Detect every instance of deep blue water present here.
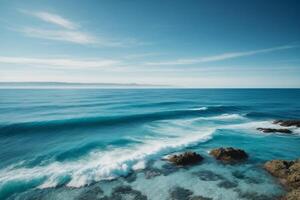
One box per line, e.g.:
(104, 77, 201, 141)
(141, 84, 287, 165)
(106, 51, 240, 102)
(0, 89, 299, 200)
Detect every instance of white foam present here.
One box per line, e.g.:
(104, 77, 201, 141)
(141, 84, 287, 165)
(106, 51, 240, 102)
(188, 107, 207, 111)
(132, 161, 146, 170)
(225, 120, 277, 129)
(223, 120, 300, 135)
(0, 120, 215, 189)
(204, 114, 245, 120)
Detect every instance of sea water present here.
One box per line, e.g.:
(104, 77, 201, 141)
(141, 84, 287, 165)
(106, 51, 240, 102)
(0, 89, 299, 200)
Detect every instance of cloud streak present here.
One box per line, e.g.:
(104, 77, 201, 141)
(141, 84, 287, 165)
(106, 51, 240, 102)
(21, 27, 97, 45)
(32, 11, 77, 29)
(0, 56, 120, 69)
(18, 10, 143, 47)
(146, 45, 298, 65)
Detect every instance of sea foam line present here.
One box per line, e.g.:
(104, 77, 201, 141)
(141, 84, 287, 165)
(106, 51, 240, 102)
(0, 125, 215, 189)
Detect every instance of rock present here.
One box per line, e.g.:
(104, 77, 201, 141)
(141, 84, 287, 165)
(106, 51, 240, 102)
(281, 189, 300, 200)
(257, 128, 292, 134)
(124, 172, 137, 183)
(286, 171, 300, 189)
(217, 180, 238, 189)
(264, 159, 300, 200)
(264, 160, 294, 179)
(232, 171, 263, 184)
(209, 147, 248, 163)
(235, 189, 277, 200)
(193, 170, 224, 181)
(167, 152, 203, 166)
(77, 185, 104, 200)
(170, 187, 193, 200)
(144, 168, 161, 179)
(160, 163, 179, 175)
(273, 120, 300, 128)
(100, 185, 148, 200)
(169, 187, 211, 200)
(190, 196, 212, 200)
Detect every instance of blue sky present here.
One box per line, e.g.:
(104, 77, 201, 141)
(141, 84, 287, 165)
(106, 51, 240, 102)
(0, 0, 300, 87)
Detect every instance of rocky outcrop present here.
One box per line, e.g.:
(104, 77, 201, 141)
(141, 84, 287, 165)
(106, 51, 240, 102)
(264, 159, 300, 200)
(257, 128, 292, 134)
(273, 120, 300, 128)
(264, 159, 300, 189)
(167, 152, 203, 166)
(209, 147, 248, 163)
(281, 189, 300, 200)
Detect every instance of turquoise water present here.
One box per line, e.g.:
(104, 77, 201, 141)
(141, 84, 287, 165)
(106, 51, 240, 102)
(0, 89, 299, 200)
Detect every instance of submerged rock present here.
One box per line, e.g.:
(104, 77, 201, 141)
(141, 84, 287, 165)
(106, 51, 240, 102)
(167, 152, 203, 166)
(190, 196, 212, 200)
(161, 163, 179, 175)
(209, 147, 248, 163)
(123, 172, 137, 183)
(273, 120, 300, 127)
(77, 185, 103, 200)
(232, 170, 263, 184)
(264, 159, 300, 200)
(169, 187, 211, 200)
(257, 128, 292, 134)
(235, 189, 277, 200)
(170, 187, 193, 200)
(217, 180, 238, 189)
(100, 185, 147, 200)
(144, 168, 162, 179)
(193, 170, 224, 181)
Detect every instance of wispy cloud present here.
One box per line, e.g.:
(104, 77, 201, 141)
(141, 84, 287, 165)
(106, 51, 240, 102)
(18, 10, 144, 47)
(21, 27, 97, 45)
(0, 56, 120, 69)
(31, 11, 77, 29)
(146, 45, 298, 65)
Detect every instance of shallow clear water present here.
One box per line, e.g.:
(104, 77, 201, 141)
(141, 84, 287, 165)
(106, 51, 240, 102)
(0, 89, 299, 200)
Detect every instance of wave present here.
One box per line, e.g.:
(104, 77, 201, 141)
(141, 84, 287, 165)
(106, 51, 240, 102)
(245, 112, 286, 119)
(201, 113, 245, 121)
(223, 120, 300, 135)
(0, 125, 215, 192)
(0, 106, 241, 136)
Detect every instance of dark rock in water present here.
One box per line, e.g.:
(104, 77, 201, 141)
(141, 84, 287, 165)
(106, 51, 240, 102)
(100, 185, 147, 200)
(167, 152, 203, 166)
(124, 172, 137, 183)
(161, 163, 179, 175)
(217, 180, 238, 189)
(273, 120, 300, 127)
(144, 168, 162, 179)
(169, 187, 212, 200)
(264, 159, 300, 200)
(209, 147, 248, 163)
(143, 164, 177, 179)
(281, 189, 300, 200)
(77, 185, 104, 200)
(193, 170, 224, 181)
(190, 196, 212, 200)
(170, 187, 193, 200)
(232, 171, 263, 184)
(235, 189, 276, 200)
(257, 128, 292, 134)
(232, 170, 246, 179)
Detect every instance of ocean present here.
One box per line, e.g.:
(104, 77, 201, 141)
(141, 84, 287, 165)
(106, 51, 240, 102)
(0, 89, 299, 200)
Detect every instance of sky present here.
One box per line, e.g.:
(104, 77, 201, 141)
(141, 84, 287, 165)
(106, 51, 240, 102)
(0, 0, 300, 88)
